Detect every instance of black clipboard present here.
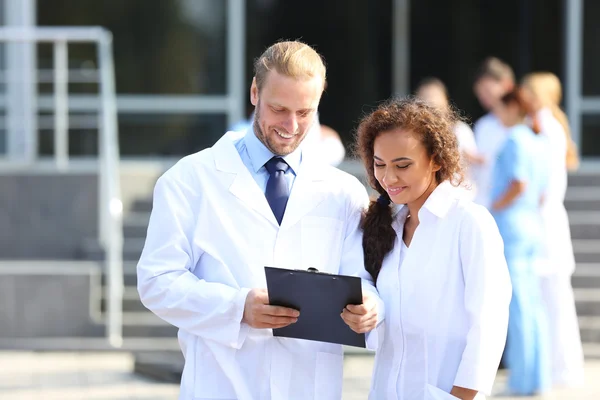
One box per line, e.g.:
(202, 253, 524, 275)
(265, 266, 366, 348)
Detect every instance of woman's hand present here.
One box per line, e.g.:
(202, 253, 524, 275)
(341, 293, 378, 333)
(450, 385, 478, 400)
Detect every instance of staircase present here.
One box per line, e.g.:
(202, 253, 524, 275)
(80, 193, 178, 351)
(76, 167, 600, 355)
(566, 171, 600, 358)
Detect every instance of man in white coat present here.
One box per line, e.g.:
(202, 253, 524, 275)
(471, 57, 515, 209)
(137, 40, 382, 400)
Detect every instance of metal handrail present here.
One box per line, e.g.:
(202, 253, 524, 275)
(0, 27, 123, 348)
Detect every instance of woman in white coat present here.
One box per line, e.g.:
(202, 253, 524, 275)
(521, 72, 585, 387)
(356, 98, 512, 400)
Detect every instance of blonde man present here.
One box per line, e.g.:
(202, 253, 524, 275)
(137, 41, 382, 400)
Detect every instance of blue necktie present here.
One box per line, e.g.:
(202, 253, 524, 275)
(265, 157, 290, 225)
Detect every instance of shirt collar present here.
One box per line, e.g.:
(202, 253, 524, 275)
(244, 127, 302, 174)
(392, 181, 457, 223)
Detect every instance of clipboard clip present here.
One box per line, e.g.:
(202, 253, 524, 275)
(298, 267, 333, 276)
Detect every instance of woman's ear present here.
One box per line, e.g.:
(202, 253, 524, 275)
(431, 156, 442, 172)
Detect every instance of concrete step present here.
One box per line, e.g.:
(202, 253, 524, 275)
(573, 240, 600, 263)
(568, 172, 600, 187)
(100, 286, 147, 313)
(572, 264, 600, 288)
(82, 238, 145, 262)
(0, 337, 179, 352)
(578, 316, 600, 342)
(131, 198, 154, 213)
(570, 212, 600, 240)
(99, 261, 138, 287)
(565, 188, 600, 211)
(99, 311, 178, 338)
(574, 288, 600, 316)
(583, 342, 600, 359)
(123, 211, 150, 238)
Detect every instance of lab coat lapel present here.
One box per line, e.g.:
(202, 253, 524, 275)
(279, 157, 328, 230)
(212, 133, 279, 226)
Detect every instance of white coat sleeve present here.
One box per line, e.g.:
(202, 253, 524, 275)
(137, 167, 250, 349)
(453, 205, 512, 395)
(338, 178, 385, 350)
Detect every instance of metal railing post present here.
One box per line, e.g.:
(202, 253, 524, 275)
(97, 31, 123, 349)
(53, 40, 69, 170)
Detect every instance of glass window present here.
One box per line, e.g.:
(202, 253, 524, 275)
(38, 112, 227, 157)
(37, 0, 228, 95)
(582, 114, 600, 157)
(37, 111, 99, 156)
(37, 43, 100, 95)
(583, 0, 600, 96)
(117, 113, 226, 156)
(245, 0, 392, 149)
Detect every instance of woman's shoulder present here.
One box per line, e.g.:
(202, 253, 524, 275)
(451, 197, 497, 231)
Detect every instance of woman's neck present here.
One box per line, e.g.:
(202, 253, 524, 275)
(405, 180, 439, 224)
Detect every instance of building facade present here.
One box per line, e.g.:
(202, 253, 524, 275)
(0, 0, 597, 163)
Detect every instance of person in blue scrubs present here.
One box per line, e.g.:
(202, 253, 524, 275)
(491, 88, 551, 396)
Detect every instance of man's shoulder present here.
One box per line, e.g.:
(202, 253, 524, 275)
(160, 148, 215, 183)
(473, 113, 497, 131)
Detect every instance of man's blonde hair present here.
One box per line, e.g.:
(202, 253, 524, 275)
(254, 40, 326, 91)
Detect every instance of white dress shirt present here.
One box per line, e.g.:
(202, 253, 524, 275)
(369, 182, 512, 400)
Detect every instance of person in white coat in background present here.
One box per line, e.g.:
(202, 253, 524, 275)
(415, 77, 484, 200)
(521, 72, 585, 388)
(355, 98, 512, 400)
(137, 40, 382, 400)
(471, 57, 515, 209)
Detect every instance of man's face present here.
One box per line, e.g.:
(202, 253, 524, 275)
(251, 70, 323, 156)
(474, 77, 506, 112)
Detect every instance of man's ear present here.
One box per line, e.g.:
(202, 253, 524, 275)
(250, 77, 259, 106)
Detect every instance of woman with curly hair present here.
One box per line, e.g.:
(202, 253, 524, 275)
(355, 97, 512, 400)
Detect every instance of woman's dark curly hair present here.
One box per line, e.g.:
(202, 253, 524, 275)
(354, 97, 464, 282)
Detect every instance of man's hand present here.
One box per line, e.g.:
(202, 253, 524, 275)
(340, 293, 378, 334)
(242, 288, 299, 329)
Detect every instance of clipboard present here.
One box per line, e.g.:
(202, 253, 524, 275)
(265, 266, 366, 348)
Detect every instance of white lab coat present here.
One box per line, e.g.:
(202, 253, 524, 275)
(536, 108, 575, 276)
(453, 121, 478, 201)
(137, 131, 382, 400)
(369, 182, 512, 400)
(536, 108, 585, 386)
(472, 113, 507, 209)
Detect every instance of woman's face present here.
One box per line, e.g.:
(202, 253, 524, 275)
(373, 128, 440, 205)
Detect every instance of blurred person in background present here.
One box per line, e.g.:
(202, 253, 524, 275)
(357, 98, 511, 400)
(415, 77, 484, 200)
(490, 88, 551, 396)
(472, 57, 515, 209)
(521, 72, 585, 388)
